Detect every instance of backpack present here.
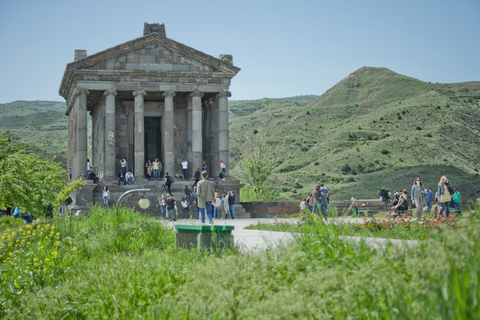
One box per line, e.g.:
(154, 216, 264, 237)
(168, 175, 174, 184)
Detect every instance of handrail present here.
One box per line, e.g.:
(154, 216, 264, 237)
(116, 188, 151, 207)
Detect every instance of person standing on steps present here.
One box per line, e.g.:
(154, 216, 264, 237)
(120, 157, 127, 174)
(220, 160, 226, 180)
(197, 171, 215, 224)
(182, 159, 189, 181)
(152, 158, 159, 181)
(411, 177, 425, 220)
(228, 191, 236, 219)
(193, 168, 201, 187)
(202, 160, 207, 174)
(164, 172, 173, 194)
(146, 160, 153, 181)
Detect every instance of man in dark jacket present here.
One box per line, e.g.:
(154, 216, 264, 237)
(166, 194, 176, 221)
(164, 172, 172, 194)
(228, 191, 236, 219)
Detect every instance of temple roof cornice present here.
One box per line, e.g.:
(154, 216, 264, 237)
(59, 33, 240, 100)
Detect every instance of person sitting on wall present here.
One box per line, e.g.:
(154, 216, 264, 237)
(125, 170, 134, 185)
(87, 170, 99, 183)
(118, 171, 126, 185)
(392, 194, 408, 215)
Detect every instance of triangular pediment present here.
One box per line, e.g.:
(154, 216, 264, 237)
(66, 33, 240, 75)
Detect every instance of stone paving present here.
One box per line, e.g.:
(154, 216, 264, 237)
(161, 217, 419, 253)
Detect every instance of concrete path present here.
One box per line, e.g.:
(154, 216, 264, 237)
(160, 217, 419, 253)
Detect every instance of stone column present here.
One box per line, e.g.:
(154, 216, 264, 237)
(104, 89, 117, 178)
(186, 101, 193, 177)
(162, 91, 175, 177)
(76, 88, 89, 178)
(133, 90, 146, 177)
(218, 92, 230, 177)
(212, 98, 220, 177)
(191, 91, 204, 173)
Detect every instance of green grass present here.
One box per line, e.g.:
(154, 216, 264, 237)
(2, 206, 480, 318)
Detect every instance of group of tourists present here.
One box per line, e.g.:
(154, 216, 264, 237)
(391, 175, 461, 219)
(300, 184, 330, 222)
(157, 170, 236, 223)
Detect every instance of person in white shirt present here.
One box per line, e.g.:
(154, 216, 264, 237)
(181, 197, 189, 219)
(125, 170, 134, 185)
(213, 192, 221, 219)
(181, 159, 188, 180)
(103, 186, 110, 208)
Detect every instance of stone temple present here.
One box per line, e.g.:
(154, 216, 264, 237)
(59, 23, 245, 213)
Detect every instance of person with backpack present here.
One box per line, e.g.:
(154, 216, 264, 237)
(164, 172, 173, 194)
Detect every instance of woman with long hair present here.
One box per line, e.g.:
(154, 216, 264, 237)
(411, 177, 425, 220)
(437, 176, 452, 217)
(103, 186, 110, 208)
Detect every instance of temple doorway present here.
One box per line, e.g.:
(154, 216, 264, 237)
(144, 117, 162, 169)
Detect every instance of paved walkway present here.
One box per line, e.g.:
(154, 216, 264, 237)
(160, 217, 419, 253)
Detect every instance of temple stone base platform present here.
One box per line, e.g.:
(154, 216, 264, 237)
(72, 178, 249, 217)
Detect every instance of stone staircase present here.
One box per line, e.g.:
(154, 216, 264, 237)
(92, 178, 250, 218)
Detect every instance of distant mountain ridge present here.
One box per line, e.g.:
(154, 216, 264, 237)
(1, 67, 480, 202)
(228, 67, 480, 203)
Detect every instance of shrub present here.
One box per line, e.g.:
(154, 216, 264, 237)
(380, 149, 390, 155)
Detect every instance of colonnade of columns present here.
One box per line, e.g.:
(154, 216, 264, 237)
(69, 88, 230, 181)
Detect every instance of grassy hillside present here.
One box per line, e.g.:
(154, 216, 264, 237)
(229, 67, 480, 204)
(0, 101, 68, 163)
(2, 68, 480, 204)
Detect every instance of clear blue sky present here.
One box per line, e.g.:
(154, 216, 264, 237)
(0, 0, 479, 103)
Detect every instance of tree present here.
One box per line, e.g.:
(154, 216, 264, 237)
(240, 132, 280, 201)
(0, 130, 82, 216)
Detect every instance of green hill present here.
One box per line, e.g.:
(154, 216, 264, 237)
(229, 67, 480, 204)
(1, 68, 480, 204)
(0, 101, 68, 163)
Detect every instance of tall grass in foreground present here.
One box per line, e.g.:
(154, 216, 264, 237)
(1, 206, 480, 318)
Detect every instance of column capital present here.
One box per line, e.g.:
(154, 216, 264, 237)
(133, 90, 147, 97)
(74, 88, 90, 98)
(217, 91, 231, 99)
(162, 90, 176, 98)
(190, 90, 204, 98)
(104, 89, 118, 96)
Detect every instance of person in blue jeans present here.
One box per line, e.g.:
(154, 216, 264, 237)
(228, 191, 236, 219)
(438, 176, 451, 217)
(159, 195, 166, 218)
(452, 188, 462, 211)
(424, 186, 433, 210)
(197, 171, 214, 223)
(213, 192, 221, 219)
(125, 170, 134, 185)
